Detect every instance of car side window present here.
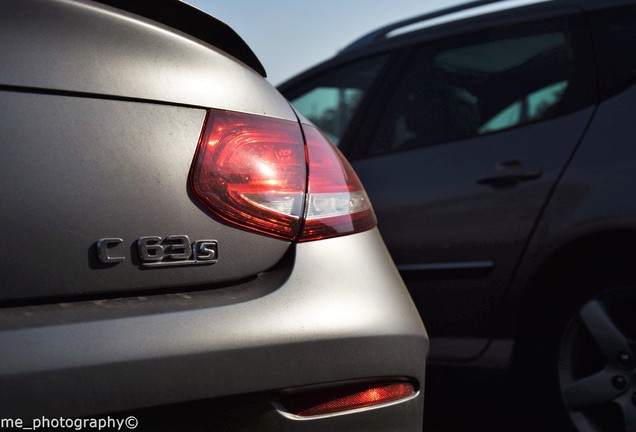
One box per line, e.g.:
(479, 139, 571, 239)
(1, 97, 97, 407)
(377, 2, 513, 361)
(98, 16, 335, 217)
(589, 4, 636, 99)
(480, 81, 569, 133)
(369, 16, 585, 156)
(286, 55, 387, 146)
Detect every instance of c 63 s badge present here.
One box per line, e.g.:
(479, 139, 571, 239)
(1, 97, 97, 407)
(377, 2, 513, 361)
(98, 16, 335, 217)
(97, 236, 218, 267)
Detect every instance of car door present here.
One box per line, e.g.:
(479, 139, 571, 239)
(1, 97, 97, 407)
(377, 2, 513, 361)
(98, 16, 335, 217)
(348, 10, 597, 361)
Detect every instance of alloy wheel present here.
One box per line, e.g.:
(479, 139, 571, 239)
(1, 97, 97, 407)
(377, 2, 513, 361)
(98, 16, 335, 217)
(559, 288, 636, 432)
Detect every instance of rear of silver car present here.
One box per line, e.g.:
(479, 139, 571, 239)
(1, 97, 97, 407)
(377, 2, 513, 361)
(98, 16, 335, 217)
(0, 0, 427, 430)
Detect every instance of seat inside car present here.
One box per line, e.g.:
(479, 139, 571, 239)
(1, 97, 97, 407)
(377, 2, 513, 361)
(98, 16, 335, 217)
(399, 81, 480, 150)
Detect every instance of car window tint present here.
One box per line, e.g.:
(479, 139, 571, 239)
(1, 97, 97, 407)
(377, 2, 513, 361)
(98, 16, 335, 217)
(481, 80, 568, 133)
(369, 17, 581, 155)
(590, 5, 636, 99)
(287, 55, 387, 146)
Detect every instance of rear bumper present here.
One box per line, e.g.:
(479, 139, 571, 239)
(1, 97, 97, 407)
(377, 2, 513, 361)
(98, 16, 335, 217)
(0, 228, 428, 430)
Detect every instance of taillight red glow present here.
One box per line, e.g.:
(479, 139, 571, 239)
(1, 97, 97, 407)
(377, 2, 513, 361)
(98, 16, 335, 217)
(299, 125, 376, 242)
(281, 382, 416, 417)
(190, 109, 376, 241)
(190, 110, 306, 240)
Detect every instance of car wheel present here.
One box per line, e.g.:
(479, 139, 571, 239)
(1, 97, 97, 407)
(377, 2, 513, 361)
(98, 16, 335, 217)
(517, 285, 636, 432)
(558, 287, 636, 432)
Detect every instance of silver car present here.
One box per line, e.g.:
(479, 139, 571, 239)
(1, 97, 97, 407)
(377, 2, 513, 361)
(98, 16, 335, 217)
(0, 0, 427, 430)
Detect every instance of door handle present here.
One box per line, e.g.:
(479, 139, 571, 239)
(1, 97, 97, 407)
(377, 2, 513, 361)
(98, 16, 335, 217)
(477, 160, 542, 189)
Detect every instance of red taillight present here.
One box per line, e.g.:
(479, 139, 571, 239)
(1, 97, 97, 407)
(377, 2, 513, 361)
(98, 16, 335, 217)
(299, 125, 376, 242)
(190, 110, 306, 240)
(280, 382, 416, 417)
(190, 109, 376, 241)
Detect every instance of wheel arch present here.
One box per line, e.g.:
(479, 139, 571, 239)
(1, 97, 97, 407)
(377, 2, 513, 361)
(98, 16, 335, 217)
(512, 229, 636, 344)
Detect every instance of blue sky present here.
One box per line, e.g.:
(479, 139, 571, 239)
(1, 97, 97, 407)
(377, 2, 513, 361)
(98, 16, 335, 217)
(187, 1, 468, 85)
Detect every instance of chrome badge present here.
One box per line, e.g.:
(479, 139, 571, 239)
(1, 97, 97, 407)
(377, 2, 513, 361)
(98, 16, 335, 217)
(96, 236, 218, 267)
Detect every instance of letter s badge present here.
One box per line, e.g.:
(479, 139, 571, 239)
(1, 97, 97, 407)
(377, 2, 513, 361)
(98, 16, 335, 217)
(194, 240, 218, 262)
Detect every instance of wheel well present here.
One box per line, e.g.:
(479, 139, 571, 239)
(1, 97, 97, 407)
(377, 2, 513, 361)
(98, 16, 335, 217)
(515, 230, 636, 338)
(510, 231, 636, 431)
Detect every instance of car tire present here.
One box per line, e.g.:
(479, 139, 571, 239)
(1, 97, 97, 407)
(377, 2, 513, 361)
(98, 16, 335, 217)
(515, 281, 636, 432)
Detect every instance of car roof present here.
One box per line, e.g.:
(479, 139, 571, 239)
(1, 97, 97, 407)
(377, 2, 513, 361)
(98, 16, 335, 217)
(279, 0, 560, 91)
(278, 0, 631, 91)
(340, 0, 557, 55)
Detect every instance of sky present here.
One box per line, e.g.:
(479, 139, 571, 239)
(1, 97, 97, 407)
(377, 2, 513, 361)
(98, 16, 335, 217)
(187, 1, 468, 85)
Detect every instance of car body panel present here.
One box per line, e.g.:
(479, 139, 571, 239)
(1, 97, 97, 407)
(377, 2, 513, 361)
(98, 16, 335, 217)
(508, 84, 636, 310)
(0, 229, 427, 421)
(352, 108, 594, 359)
(0, 91, 291, 301)
(95, 0, 267, 76)
(0, 0, 293, 120)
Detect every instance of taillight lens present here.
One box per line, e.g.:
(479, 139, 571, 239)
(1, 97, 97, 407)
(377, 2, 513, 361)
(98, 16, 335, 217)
(300, 126, 376, 242)
(190, 110, 306, 240)
(190, 109, 376, 241)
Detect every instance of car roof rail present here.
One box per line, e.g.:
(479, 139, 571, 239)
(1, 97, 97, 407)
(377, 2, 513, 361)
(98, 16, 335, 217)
(340, 0, 507, 54)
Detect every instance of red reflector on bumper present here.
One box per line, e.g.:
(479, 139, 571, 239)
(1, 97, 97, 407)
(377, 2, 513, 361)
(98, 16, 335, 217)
(281, 382, 416, 417)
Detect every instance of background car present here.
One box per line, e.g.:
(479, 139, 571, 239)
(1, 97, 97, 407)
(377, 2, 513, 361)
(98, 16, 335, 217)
(280, 0, 636, 430)
(0, 0, 428, 430)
